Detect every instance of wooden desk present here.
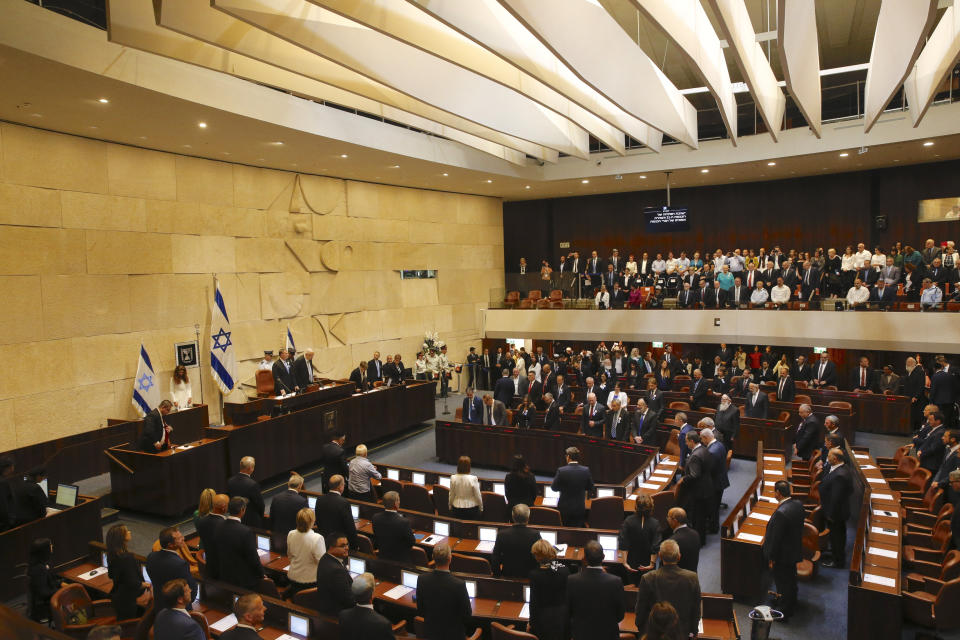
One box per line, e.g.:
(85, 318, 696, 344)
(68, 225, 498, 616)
(434, 420, 655, 485)
(0, 494, 103, 602)
(223, 382, 355, 425)
(803, 388, 910, 435)
(659, 408, 793, 459)
(106, 437, 229, 517)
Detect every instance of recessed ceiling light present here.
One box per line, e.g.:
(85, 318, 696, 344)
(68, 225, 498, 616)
(639, 175, 647, 179)
(441, 172, 448, 177)
(485, 179, 493, 183)
(923, 141, 934, 147)
(389, 165, 400, 169)
(525, 185, 531, 189)
(767, 161, 776, 166)
(98, 98, 109, 104)
(339, 154, 348, 158)
(700, 168, 709, 173)
(270, 141, 284, 146)
(581, 179, 589, 184)
(839, 152, 849, 157)
(198, 122, 207, 128)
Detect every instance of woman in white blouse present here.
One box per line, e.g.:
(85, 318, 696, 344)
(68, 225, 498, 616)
(285, 508, 325, 599)
(606, 382, 628, 409)
(449, 456, 483, 519)
(170, 366, 192, 411)
(595, 285, 610, 309)
(625, 254, 638, 276)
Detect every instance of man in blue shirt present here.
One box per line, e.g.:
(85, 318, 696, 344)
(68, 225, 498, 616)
(920, 277, 943, 310)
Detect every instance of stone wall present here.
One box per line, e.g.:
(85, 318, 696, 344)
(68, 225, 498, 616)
(0, 123, 503, 450)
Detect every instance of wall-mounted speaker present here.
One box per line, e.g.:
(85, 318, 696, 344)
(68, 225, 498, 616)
(874, 215, 888, 231)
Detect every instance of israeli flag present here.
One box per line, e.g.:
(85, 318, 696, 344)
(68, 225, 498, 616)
(132, 344, 161, 417)
(210, 281, 238, 395)
(286, 325, 296, 354)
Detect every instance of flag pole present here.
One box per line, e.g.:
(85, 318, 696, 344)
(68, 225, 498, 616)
(194, 322, 204, 406)
(214, 275, 225, 424)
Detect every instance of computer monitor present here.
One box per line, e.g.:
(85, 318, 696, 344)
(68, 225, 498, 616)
(438, 476, 451, 488)
(524, 586, 531, 602)
(142, 566, 151, 584)
(541, 531, 557, 546)
(478, 527, 497, 542)
(493, 483, 505, 496)
(387, 469, 400, 481)
(101, 552, 108, 568)
(54, 483, 78, 508)
(39, 478, 48, 495)
(596, 488, 614, 498)
(597, 534, 617, 551)
(433, 521, 450, 537)
(256, 534, 270, 552)
(412, 472, 425, 485)
(288, 612, 309, 637)
(544, 487, 560, 499)
(351, 505, 360, 520)
(307, 496, 317, 510)
(401, 570, 419, 589)
(348, 557, 366, 576)
(465, 580, 476, 599)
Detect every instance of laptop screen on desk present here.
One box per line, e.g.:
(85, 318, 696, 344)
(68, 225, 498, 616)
(256, 535, 270, 552)
(348, 557, 366, 575)
(544, 487, 560, 499)
(39, 478, 48, 495)
(524, 586, 531, 602)
(438, 477, 451, 488)
(387, 469, 400, 481)
(307, 496, 317, 509)
(465, 580, 476, 599)
(412, 472, 426, 486)
(351, 505, 360, 520)
(541, 531, 557, 546)
(55, 484, 78, 508)
(401, 570, 419, 589)
(288, 612, 309, 637)
(433, 521, 450, 537)
(597, 535, 617, 551)
(493, 483, 505, 496)
(478, 527, 497, 542)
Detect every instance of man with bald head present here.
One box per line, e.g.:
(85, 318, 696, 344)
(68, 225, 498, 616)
(581, 392, 605, 438)
(634, 539, 701, 639)
(197, 493, 228, 578)
(292, 348, 316, 390)
(227, 456, 264, 528)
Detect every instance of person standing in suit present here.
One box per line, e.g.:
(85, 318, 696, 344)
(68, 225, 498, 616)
(153, 579, 204, 640)
(391, 353, 406, 384)
(461, 388, 483, 424)
(701, 427, 729, 534)
(918, 412, 948, 474)
(677, 431, 714, 545)
(776, 368, 796, 402)
(320, 433, 349, 491)
(315, 475, 357, 549)
(877, 365, 900, 394)
(607, 399, 635, 442)
(339, 573, 394, 640)
(811, 353, 838, 389)
(138, 400, 173, 452)
(931, 429, 960, 489)
(227, 457, 265, 529)
(215, 497, 264, 590)
(523, 371, 543, 407)
(634, 540, 701, 639)
(689, 369, 708, 409)
(581, 393, 606, 437)
(551, 447, 594, 527)
(480, 349, 493, 391)
(744, 383, 769, 419)
(270, 474, 308, 550)
(105, 525, 151, 620)
(903, 357, 928, 428)
(793, 405, 822, 460)
(219, 593, 267, 640)
(315, 532, 355, 616)
(492, 504, 541, 578)
(850, 356, 878, 392)
(930, 363, 959, 427)
(350, 361, 371, 392)
(197, 493, 227, 579)
(272, 348, 296, 394)
(371, 491, 415, 563)
(792, 355, 811, 382)
(145, 527, 198, 605)
(633, 399, 656, 444)
(819, 449, 853, 568)
(493, 369, 514, 407)
(618, 494, 661, 582)
(542, 393, 560, 430)
(291, 348, 316, 390)
(528, 540, 569, 640)
(666, 508, 700, 573)
(416, 543, 474, 640)
(763, 482, 805, 620)
(676, 414, 696, 470)
(480, 394, 508, 426)
(870, 279, 896, 308)
(566, 541, 624, 640)
(367, 351, 384, 383)
(714, 395, 740, 449)
(26, 538, 61, 623)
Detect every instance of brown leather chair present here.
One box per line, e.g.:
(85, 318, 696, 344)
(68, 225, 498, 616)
(880, 454, 919, 480)
(795, 380, 808, 388)
(356, 533, 374, 555)
(877, 444, 912, 467)
(491, 621, 538, 639)
(651, 490, 676, 527)
(794, 394, 812, 405)
(668, 401, 690, 411)
(401, 483, 436, 515)
(806, 506, 832, 552)
(411, 546, 432, 568)
(549, 290, 563, 302)
(904, 520, 954, 574)
(481, 491, 510, 523)
(777, 410, 791, 422)
(415, 616, 482, 640)
(292, 587, 322, 611)
(189, 611, 210, 639)
(378, 477, 403, 497)
(827, 400, 852, 412)
(454, 407, 463, 421)
(450, 553, 493, 576)
(50, 584, 118, 639)
(504, 291, 520, 308)
(664, 429, 681, 456)
(256, 577, 281, 598)
(528, 290, 542, 301)
(890, 467, 933, 499)
(903, 576, 960, 631)
(529, 506, 563, 526)
(432, 485, 451, 517)
(906, 550, 960, 586)
(536, 298, 551, 309)
(549, 300, 564, 309)
(796, 522, 821, 580)
(255, 369, 274, 397)
(907, 503, 954, 536)
(588, 496, 625, 529)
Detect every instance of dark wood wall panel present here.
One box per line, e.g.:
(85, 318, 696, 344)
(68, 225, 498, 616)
(503, 159, 960, 270)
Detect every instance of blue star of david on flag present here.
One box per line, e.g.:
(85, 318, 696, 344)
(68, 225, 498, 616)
(211, 328, 232, 353)
(132, 344, 161, 417)
(137, 373, 154, 393)
(210, 280, 238, 394)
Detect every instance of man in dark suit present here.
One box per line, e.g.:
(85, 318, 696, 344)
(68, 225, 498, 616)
(291, 349, 316, 390)
(315, 532, 355, 617)
(930, 364, 959, 427)
(932, 430, 960, 489)
(744, 383, 769, 419)
(320, 433, 349, 491)
(270, 474, 308, 549)
(792, 355, 811, 382)
(215, 497, 264, 590)
(581, 393, 606, 437)
(712, 366, 730, 397)
(479, 348, 493, 390)
(799, 261, 820, 300)
(371, 491, 415, 563)
(567, 541, 624, 640)
(666, 508, 700, 573)
(850, 356, 878, 392)
(315, 475, 357, 549)
(138, 400, 173, 452)
(677, 431, 713, 544)
(493, 369, 515, 407)
(794, 405, 822, 460)
(776, 369, 796, 402)
(714, 395, 741, 449)
(634, 539, 701, 639)
(819, 449, 853, 568)
(551, 447, 594, 527)
(607, 399, 635, 442)
(492, 504, 541, 578)
(523, 371, 542, 407)
(689, 369, 709, 409)
(918, 411, 948, 474)
(416, 543, 473, 640)
(197, 493, 228, 579)
(677, 281, 697, 308)
(676, 414, 695, 470)
(542, 393, 561, 430)
(903, 357, 928, 427)
(272, 349, 296, 394)
(630, 399, 655, 445)
(367, 351, 384, 383)
(479, 394, 507, 426)
(727, 277, 749, 307)
(554, 374, 570, 409)
(146, 527, 198, 605)
(702, 427, 729, 534)
(349, 361, 371, 392)
(13, 467, 48, 525)
(461, 388, 483, 424)
(339, 573, 394, 640)
(811, 353, 838, 389)
(762, 482, 805, 620)
(219, 593, 267, 640)
(227, 456, 265, 528)
(153, 579, 205, 640)
(870, 280, 896, 308)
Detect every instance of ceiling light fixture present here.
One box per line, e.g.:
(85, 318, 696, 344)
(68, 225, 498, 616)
(700, 168, 709, 173)
(389, 165, 400, 169)
(525, 185, 531, 189)
(98, 98, 109, 104)
(839, 152, 849, 157)
(923, 141, 934, 147)
(639, 175, 647, 179)
(441, 173, 448, 177)
(485, 179, 493, 183)
(767, 161, 776, 166)
(270, 141, 284, 146)
(339, 154, 348, 158)
(581, 179, 589, 184)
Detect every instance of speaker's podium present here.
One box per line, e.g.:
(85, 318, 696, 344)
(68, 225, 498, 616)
(106, 436, 228, 517)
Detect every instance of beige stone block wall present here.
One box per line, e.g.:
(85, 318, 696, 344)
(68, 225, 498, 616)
(0, 123, 503, 450)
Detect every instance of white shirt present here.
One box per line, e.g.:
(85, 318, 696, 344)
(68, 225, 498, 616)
(258, 359, 273, 371)
(771, 284, 791, 303)
(750, 288, 769, 304)
(286, 529, 326, 583)
(606, 390, 628, 409)
(449, 474, 482, 510)
(414, 358, 427, 375)
(170, 379, 192, 410)
(652, 259, 666, 273)
(854, 249, 872, 269)
(846, 285, 869, 305)
(625, 260, 638, 275)
(841, 253, 856, 271)
(871, 252, 887, 267)
(595, 290, 610, 308)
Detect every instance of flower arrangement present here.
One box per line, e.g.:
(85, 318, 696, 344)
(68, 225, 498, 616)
(422, 331, 445, 356)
